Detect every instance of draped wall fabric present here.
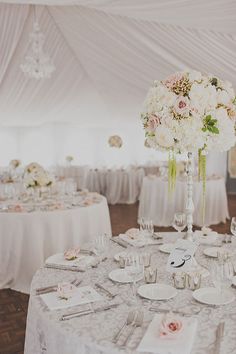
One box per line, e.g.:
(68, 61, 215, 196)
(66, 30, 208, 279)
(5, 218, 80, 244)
(0, 1, 235, 170)
(0, 1, 235, 126)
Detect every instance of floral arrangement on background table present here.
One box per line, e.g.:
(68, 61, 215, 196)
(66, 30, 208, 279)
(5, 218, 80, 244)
(65, 155, 74, 164)
(23, 162, 54, 189)
(108, 135, 123, 148)
(141, 69, 236, 239)
(9, 159, 21, 169)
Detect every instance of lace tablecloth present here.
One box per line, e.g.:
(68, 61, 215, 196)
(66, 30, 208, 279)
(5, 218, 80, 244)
(0, 194, 111, 293)
(25, 233, 236, 354)
(138, 176, 229, 227)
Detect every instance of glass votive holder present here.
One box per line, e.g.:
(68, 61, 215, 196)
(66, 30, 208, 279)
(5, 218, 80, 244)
(172, 273, 186, 289)
(144, 267, 157, 283)
(186, 272, 201, 290)
(141, 253, 151, 268)
(217, 250, 231, 263)
(118, 255, 127, 268)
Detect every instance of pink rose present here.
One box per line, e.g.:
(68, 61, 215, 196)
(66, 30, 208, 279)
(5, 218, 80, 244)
(159, 314, 183, 338)
(64, 247, 80, 260)
(57, 282, 76, 300)
(164, 73, 183, 89)
(174, 96, 190, 115)
(147, 114, 161, 132)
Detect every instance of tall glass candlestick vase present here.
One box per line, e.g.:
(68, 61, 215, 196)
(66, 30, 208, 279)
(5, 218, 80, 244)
(185, 152, 194, 241)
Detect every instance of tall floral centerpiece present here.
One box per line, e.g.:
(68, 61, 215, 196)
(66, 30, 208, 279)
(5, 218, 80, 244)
(141, 70, 236, 240)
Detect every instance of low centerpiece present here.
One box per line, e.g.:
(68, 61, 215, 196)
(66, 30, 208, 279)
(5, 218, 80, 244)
(23, 162, 54, 196)
(141, 69, 236, 240)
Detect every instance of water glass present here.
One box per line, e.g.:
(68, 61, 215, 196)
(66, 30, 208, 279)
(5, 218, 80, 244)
(125, 253, 144, 304)
(94, 234, 110, 257)
(140, 252, 151, 268)
(230, 217, 236, 237)
(172, 212, 187, 233)
(211, 260, 234, 291)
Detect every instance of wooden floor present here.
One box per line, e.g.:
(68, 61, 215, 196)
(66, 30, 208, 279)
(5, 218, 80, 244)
(0, 194, 235, 354)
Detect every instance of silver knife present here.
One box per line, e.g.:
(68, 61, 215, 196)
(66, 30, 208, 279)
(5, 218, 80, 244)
(95, 283, 116, 298)
(60, 303, 120, 321)
(45, 263, 85, 272)
(214, 322, 225, 354)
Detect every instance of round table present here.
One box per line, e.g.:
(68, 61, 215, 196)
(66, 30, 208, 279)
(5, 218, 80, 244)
(0, 194, 111, 293)
(24, 233, 236, 354)
(138, 176, 230, 227)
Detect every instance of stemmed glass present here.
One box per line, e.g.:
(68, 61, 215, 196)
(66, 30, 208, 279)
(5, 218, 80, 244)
(125, 253, 144, 305)
(211, 259, 234, 302)
(172, 212, 187, 234)
(94, 234, 110, 258)
(139, 218, 154, 237)
(230, 217, 236, 237)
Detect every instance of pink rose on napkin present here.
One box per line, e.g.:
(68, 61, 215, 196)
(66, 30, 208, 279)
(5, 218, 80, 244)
(64, 247, 80, 260)
(57, 282, 76, 300)
(159, 314, 183, 338)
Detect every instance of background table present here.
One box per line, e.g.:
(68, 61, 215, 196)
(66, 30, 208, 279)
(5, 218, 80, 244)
(56, 166, 145, 204)
(24, 233, 236, 354)
(0, 195, 111, 294)
(138, 176, 229, 227)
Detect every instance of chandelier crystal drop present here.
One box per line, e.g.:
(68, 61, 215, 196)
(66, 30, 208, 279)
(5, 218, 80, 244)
(20, 21, 55, 80)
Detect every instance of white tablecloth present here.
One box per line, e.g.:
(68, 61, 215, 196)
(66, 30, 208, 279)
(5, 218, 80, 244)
(57, 166, 145, 204)
(0, 196, 111, 294)
(138, 176, 229, 227)
(24, 233, 236, 354)
(54, 165, 90, 190)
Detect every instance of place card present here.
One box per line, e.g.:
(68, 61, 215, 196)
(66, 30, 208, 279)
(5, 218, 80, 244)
(166, 239, 197, 274)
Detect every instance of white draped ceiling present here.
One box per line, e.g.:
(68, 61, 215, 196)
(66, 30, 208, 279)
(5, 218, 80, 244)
(0, 0, 235, 168)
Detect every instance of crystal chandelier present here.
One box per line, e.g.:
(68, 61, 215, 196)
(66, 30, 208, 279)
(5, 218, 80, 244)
(20, 11, 55, 79)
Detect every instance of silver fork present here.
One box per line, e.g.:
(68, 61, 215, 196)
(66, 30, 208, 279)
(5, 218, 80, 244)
(112, 310, 135, 343)
(121, 311, 144, 347)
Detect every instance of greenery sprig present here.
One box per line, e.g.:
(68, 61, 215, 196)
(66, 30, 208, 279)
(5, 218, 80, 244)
(202, 115, 219, 134)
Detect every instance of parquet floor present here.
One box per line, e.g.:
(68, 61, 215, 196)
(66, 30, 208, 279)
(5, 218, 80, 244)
(0, 194, 235, 354)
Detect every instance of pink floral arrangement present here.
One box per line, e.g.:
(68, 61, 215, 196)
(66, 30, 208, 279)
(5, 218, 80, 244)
(159, 314, 183, 338)
(64, 247, 80, 260)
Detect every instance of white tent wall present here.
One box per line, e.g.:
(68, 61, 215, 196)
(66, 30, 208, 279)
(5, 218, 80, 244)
(0, 1, 235, 175)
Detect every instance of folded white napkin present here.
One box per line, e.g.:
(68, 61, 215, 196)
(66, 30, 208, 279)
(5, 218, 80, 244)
(137, 314, 197, 354)
(45, 253, 95, 269)
(119, 234, 160, 247)
(40, 286, 103, 310)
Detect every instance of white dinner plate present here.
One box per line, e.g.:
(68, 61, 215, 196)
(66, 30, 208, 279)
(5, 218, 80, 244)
(194, 233, 218, 245)
(137, 283, 177, 301)
(203, 247, 232, 258)
(108, 269, 143, 283)
(159, 243, 175, 254)
(114, 252, 128, 262)
(193, 287, 235, 306)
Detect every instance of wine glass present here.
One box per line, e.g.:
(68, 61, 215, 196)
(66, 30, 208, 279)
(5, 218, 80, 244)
(211, 259, 234, 301)
(94, 234, 110, 258)
(125, 253, 144, 305)
(172, 212, 187, 233)
(230, 217, 236, 237)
